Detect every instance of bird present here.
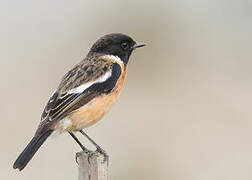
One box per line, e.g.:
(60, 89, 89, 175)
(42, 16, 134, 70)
(13, 33, 145, 171)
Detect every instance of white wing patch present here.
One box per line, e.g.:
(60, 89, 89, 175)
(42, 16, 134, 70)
(49, 90, 57, 103)
(68, 70, 112, 94)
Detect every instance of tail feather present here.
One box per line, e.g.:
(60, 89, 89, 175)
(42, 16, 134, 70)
(13, 130, 53, 171)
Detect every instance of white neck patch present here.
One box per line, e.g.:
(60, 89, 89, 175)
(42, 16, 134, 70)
(68, 70, 112, 94)
(103, 55, 124, 66)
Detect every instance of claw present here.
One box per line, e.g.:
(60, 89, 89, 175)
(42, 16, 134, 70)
(86, 148, 108, 164)
(96, 148, 109, 164)
(87, 151, 97, 164)
(75, 152, 80, 165)
(76, 149, 93, 165)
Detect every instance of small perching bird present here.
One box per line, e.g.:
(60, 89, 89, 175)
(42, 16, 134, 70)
(13, 33, 145, 171)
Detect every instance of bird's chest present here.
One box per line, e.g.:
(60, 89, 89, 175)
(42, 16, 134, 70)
(60, 73, 125, 132)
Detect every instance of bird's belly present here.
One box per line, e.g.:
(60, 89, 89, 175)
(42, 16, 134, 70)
(69, 91, 120, 131)
(52, 90, 121, 134)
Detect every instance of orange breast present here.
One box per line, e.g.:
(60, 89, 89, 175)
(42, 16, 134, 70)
(61, 70, 125, 132)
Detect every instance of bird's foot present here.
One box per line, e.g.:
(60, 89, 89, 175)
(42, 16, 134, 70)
(96, 147, 109, 163)
(87, 148, 108, 164)
(75, 149, 92, 165)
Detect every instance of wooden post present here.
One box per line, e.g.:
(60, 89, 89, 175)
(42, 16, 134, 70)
(76, 151, 108, 180)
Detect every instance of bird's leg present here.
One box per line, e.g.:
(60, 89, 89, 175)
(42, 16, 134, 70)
(68, 132, 92, 164)
(79, 130, 102, 150)
(79, 130, 108, 163)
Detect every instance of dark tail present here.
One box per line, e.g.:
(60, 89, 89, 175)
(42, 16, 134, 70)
(13, 130, 53, 171)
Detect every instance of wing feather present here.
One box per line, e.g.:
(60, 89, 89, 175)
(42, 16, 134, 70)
(36, 57, 121, 135)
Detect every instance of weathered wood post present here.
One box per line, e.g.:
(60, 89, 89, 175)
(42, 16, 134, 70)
(76, 151, 108, 180)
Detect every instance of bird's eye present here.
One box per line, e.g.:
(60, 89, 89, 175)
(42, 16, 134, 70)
(121, 42, 129, 50)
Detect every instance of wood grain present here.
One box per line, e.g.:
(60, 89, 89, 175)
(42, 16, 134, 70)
(76, 151, 108, 180)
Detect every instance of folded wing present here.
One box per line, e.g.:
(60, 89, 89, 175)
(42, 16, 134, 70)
(36, 57, 121, 135)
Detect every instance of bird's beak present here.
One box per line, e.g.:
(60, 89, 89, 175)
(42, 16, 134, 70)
(133, 42, 146, 49)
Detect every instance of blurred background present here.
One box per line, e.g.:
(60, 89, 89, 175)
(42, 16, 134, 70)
(1, 0, 252, 179)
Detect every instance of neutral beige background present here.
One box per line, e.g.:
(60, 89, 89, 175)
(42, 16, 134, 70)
(1, 0, 252, 179)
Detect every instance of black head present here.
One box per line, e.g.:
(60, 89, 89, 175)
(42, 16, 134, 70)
(89, 33, 145, 65)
